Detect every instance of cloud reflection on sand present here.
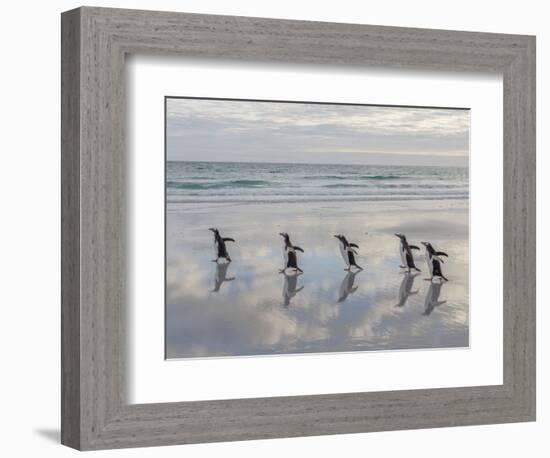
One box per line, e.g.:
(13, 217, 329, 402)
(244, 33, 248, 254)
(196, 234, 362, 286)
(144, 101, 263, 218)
(166, 200, 469, 358)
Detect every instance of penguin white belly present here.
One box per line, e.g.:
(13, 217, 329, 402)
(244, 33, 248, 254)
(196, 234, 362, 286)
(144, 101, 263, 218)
(213, 240, 219, 260)
(425, 252, 433, 276)
(399, 244, 406, 265)
(283, 247, 289, 270)
(339, 243, 350, 266)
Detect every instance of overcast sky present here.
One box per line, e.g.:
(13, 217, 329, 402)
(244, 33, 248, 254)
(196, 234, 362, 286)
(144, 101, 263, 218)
(166, 98, 469, 167)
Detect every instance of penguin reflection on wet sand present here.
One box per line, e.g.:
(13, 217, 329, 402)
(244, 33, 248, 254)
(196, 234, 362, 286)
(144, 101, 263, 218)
(209, 228, 235, 263)
(279, 232, 304, 273)
(395, 233, 421, 272)
(337, 270, 360, 303)
(282, 272, 304, 307)
(334, 234, 363, 271)
(394, 272, 420, 307)
(423, 281, 447, 316)
(421, 241, 449, 282)
(211, 262, 235, 292)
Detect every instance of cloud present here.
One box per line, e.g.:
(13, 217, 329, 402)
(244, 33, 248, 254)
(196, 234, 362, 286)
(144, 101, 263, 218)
(166, 98, 470, 166)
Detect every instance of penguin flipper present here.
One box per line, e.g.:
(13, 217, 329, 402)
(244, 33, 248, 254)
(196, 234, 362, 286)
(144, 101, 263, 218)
(409, 245, 421, 250)
(293, 246, 304, 253)
(436, 251, 448, 257)
(349, 243, 359, 249)
(223, 237, 235, 242)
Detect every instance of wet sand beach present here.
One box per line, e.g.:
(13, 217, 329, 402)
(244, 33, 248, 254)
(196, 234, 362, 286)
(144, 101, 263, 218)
(166, 199, 469, 358)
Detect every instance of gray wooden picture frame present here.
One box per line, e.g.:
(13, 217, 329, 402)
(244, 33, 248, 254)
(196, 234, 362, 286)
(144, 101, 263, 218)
(61, 6, 536, 451)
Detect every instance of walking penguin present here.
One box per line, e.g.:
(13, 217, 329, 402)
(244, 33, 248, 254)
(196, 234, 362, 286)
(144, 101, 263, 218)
(395, 233, 421, 272)
(334, 234, 363, 271)
(421, 241, 449, 282)
(279, 232, 304, 274)
(209, 228, 235, 263)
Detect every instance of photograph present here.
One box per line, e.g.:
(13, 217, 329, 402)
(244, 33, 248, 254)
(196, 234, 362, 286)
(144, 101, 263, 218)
(165, 97, 470, 359)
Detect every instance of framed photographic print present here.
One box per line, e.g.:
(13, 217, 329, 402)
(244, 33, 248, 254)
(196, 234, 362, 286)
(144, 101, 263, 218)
(61, 6, 536, 450)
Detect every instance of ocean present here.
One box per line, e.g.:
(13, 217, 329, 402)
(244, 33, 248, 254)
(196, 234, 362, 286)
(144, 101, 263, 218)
(166, 161, 469, 204)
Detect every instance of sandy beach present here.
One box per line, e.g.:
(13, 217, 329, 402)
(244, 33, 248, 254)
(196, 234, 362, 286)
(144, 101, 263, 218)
(166, 199, 469, 358)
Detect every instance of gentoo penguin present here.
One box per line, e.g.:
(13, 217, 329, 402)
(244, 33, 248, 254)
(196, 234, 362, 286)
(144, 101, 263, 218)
(423, 281, 447, 316)
(337, 270, 360, 303)
(334, 234, 363, 271)
(395, 271, 420, 307)
(279, 232, 304, 273)
(282, 272, 304, 307)
(421, 241, 449, 282)
(208, 228, 235, 263)
(395, 233, 421, 272)
(211, 262, 235, 292)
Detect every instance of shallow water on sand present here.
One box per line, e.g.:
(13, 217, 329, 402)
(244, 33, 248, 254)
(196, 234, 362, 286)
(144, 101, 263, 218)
(166, 200, 469, 359)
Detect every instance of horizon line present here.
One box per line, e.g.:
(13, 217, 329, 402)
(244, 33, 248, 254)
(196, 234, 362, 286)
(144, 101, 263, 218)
(165, 159, 468, 168)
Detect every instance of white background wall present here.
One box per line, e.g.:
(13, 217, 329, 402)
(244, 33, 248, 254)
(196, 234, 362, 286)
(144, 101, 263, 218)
(0, 1, 545, 456)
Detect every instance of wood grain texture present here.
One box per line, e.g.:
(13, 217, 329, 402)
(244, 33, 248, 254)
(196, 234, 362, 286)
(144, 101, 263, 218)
(60, 7, 81, 449)
(60, 6, 536, 450)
